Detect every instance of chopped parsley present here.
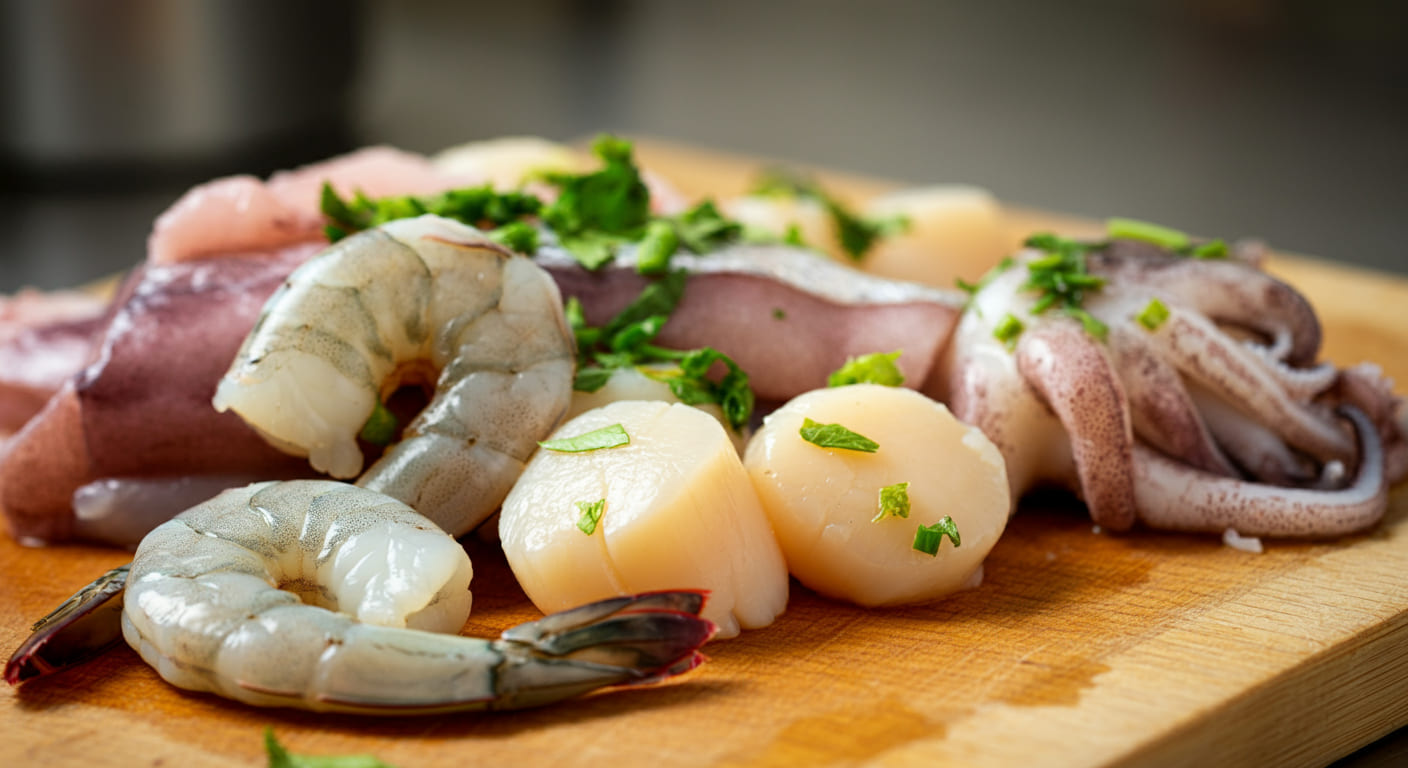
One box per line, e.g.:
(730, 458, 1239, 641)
(751, 169, 907, 261)
(566, 270, 755, 431)
(265, 728, 396, 768)
(913, 516, 961, 556)
(487, 220, 540, 254)
(320, 183, 542, 243)
(358, 401, 398, 446)
(539, 423, 630, 453)
(635, 220, 679, 276)
(575, 499, 606, 535)
(771, 307, 787, 320)
(798, 417, 879, 453)
(1136, 297, 1170, 331)
(320, 136, 750, 275)
(873, 482, 911, 522)
(668, 199, 744, 255)
(827, 351, 905, 388)
(539, 135, 652, 270)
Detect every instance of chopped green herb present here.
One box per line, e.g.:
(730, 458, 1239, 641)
(827, 350, 905, 388)
(655, 347, 755, 432)
(1021, 233, 1107, 341)
(1066, 307, 1109, 342)
(358, 401, 398, 446)
(751, 169, 907, 261)
(1107, 217, 1229, 260)
(993, 313, 1024, 350)
(566, 269, 756, 431)
(799, 417, 879, 453)
(539, 423, 630, 453)
(320, 182, 542, 243)
(782, 223, 806, 247)
(572, 366, 614, 392)
(1136, 297, 1170, 331)
(607, 315, 668, 354)
(575, 499, 606, 535)
(635, 220, 679, 275)
(1189, 239, 1228, 260)
(913, 516, 961, 556)
(265, 728, 396, 768)
(669, 200, 744, 254)
(603, 270, 688, 339)
(541, 135, 652, 270)
(872, 482, 911, 523)
(1106, 217, 1191, 251)
(487, 220, 539, 253)
(771, 307, 787, 320)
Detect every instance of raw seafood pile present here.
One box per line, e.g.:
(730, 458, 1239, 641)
(4, 136, 1406, 716)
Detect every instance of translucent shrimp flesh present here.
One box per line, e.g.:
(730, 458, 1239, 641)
(212, 215, 575, 536)
(10, 480, 716, 713)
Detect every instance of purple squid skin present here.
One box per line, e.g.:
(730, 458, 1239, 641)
(0, 246, 320, 544)
(938, 241, 1407, 538)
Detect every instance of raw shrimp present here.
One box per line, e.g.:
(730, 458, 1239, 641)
(213, 214, 576, 537)
(12, 480, 716, 712)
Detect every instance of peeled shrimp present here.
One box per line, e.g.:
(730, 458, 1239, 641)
(213, 215, 576, 536)
(12, 480, 716, 713)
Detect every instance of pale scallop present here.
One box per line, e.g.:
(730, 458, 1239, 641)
(499, 400, 788, 638)
(743, 384, 1009, 607)
(565, 365, 747, 452)
(724, 194, 837, 259)
(432, 136, 588, 189)
(861, 185, 1007, 289)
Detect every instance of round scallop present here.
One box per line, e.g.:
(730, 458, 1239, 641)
(743, 384, 1009, 607)
(861, 186, 1007, 289)
(499, 400, 788, 638)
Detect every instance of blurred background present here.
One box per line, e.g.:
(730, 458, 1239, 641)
(2, 0, 1405, 291)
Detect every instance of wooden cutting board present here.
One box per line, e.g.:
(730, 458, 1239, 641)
(3, 140, 1407, 768)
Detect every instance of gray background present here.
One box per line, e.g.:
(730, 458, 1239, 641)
(3, 0, 1406, 291)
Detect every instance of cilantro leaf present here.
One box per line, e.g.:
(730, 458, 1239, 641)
(751, 169, 907, 261)
(873, 482, 911, 522)
(319, 183, 542, 243)
(827, 350, 905, 388)
(539, 423, 631, 453)
(575, 499, 606, 535)
(798, 417, 879, 453)
(541, 135, 652, 270)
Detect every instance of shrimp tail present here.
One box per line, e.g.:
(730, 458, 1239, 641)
(4, 565, 129, 686)
(487, 590, 716, 710)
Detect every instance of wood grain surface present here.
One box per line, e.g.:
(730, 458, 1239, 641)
(3, 140, 1406, 768)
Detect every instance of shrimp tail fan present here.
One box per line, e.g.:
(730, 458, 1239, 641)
(490, 590, 716, 708)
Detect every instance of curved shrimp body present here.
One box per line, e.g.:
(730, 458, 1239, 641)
(120, 480, 715, 714)
(213, 215, 575, 536)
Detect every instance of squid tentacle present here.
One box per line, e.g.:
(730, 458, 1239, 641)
(1152, 308, 1351, 462)
(1016, 322, 1137, 530)
(1185, 382, 1318, 485)
(1095, 245, 1323, 365)
(1132, 406, 1385, 537)
(1110, 326, 1239, 477)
